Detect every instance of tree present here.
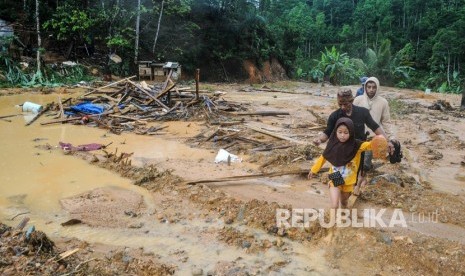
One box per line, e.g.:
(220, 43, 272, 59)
(461, 85, 465, 109)
(43, 4, 94, 59)
(135, 0, 141, 63)
(35, 0, 42, 77)
(152, 0, 164, 54)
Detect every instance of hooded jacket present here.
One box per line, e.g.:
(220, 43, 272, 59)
(353, 77, 394, 139)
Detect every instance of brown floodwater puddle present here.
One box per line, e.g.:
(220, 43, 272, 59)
(0, 93, 337, 274)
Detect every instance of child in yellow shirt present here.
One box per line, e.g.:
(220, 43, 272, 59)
(308, 117, 373, 209)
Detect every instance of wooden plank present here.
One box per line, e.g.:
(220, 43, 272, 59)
(160, 101, 181, 116)
(25, 104, 51, 126)
(127, 80, 169, 110)
(83, 75, 136, 97)
(209, 121, 243, 127)
(15, 217, 30, 230)
(253, 88, 294, 94)
(41, 110, 114, 125)
(246, 124, 307, 145)
(57, 96, 65, 119)
(308, 125, 326, 131)
(57, 248, 80, 261)
(195, 68, 200, 100)
(161, 69, 173, 91)
(0, 114, 21, 119)
(252, 144, 291, 151)
(232, 111, 290, 116)
(235, 136, 264, 146)
(100, 94, 119, 103)
(204, 128, 220, 142)
(156, 82, 176, 99)
(109, 114, 145, 121)
(179, 89, 210, 93)
(223, 141, 239, 150)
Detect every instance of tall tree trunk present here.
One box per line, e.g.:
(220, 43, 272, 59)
(35, 0, 41, 74)
(152, 0, 164, 54)
(403, 0, 406, 29)
(416, 34, 420, 54)
(259, 0, 268, 13)
(447, 51, 450, 86)
(365, 28, 368, 49)
(134, 0, 141, 64)
(461, 84, 465, 109)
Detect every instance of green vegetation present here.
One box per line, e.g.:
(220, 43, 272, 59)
(0, 53, 93, 87)
(1, 0, 465, 94)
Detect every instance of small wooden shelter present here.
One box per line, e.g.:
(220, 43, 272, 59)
(137, 61, 181, 81)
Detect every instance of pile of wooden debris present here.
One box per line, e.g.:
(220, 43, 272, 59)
(29, 71, 245, 135)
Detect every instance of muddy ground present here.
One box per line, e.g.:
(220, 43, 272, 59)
(1, 81, 465, 275)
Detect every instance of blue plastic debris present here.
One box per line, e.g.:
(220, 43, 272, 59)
(25, 225, 35, 240)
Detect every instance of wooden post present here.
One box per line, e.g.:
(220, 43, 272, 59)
(57, 96, 65, 119)
(195, 68, 200, 101)
(461, 82, 465, 109)
(162, 69, 173, 91)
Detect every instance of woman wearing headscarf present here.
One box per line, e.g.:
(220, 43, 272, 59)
(308, 118, 379, 209)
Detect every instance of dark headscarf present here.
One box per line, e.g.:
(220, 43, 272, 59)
(323, 117, 363, 166)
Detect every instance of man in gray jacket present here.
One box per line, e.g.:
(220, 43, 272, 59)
(354, 76, 395, 170)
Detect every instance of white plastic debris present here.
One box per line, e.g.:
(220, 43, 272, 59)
(62, 61, 78, 66)
(214, 149, 242, 163)
(141, 81, 149, 90)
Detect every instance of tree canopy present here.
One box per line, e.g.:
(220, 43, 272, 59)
(2, 0, 465, 92)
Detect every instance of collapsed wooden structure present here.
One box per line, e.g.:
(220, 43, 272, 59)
(36, 70, 227, 135)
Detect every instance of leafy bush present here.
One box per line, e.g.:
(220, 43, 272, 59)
(314, 46, 360, 85)
(0, 52, 94, 87)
